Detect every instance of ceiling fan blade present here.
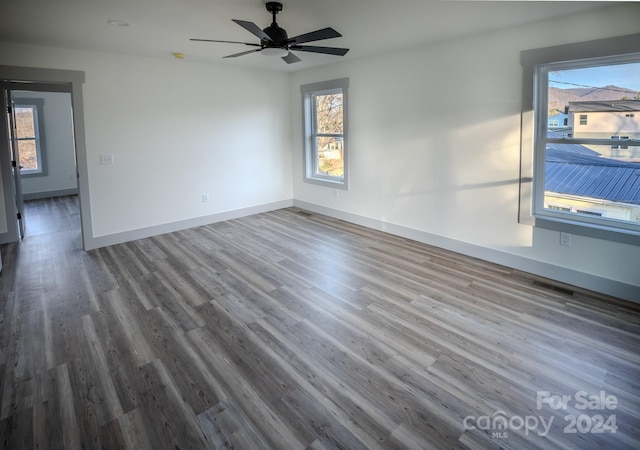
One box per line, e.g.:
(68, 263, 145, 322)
(190, 38, 260, 46)
(286, 27, 342, 45)
(282, 52, 301, 64)
(232, 19, 274, 43)
(290, 45, 349, 56)
(223, 48, 262, 58)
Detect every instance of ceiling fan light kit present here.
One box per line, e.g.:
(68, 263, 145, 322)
(261, 47, 289, 57)
(190, 1, 349, 64)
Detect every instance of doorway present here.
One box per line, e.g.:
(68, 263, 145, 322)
(0, 65, 93, 250)
(13, 90, 79, 238)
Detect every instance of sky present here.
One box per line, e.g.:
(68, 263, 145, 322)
(549, 61, 640, 94)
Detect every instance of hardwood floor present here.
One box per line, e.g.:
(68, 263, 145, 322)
(1, 196, 639, 449)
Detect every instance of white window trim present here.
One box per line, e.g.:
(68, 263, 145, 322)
(300, 78, 349, 189)
(14, 98, 47, 177)
(519, 33, 640, 246)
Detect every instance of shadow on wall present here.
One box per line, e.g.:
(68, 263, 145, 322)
(367, 111, 527, 247)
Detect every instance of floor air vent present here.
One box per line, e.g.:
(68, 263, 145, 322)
(297, 211, 313, 217)
(533, 280, 575, 296)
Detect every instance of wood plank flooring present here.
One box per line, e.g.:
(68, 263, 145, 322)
(1, 195, 639, 449)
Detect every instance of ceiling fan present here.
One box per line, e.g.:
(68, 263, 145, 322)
(190, 2, 349, 64)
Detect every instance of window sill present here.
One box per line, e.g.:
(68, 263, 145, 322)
(534, 216, 640, 246)
(21, 171, 46, 178)
(303, 176, 348, 190)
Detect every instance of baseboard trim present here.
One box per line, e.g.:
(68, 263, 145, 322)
(86, 199, 294, 251)
(293, 200, 640, 303)
(23, 188, 78, 201)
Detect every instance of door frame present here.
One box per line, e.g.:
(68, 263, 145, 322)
(0, 65, 93, 250)
(3, 94, 25, 238)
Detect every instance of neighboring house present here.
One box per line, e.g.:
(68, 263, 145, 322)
(568, 100, 640, 161)
(547, 111, 571, 138)
(545, 136, 640, 222)
(569, 100, 640, 139)
(548, 111, 568, 129)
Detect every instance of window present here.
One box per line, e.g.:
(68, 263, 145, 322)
(576, 209, 604, 217)
(14, 98, 46, 177)
(520, 33, 640, 244)
(301, 78, 349, 189)
(611, 136, 620, 149)
(611, 136, 631, 150)
(547, 204, 571, 212)
(621, 137, 630, 150)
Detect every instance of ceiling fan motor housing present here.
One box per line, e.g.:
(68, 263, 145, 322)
(265, 2, 283, 14)
(263, 2, 287, 47)
(263, 24, 288, 46)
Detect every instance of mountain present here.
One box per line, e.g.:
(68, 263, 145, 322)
(548, 85, 640, 113)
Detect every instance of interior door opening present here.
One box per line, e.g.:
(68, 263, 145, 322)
(0, 69, 89, 252)
(11, 89, 79, 240)
(3, 88, 79, 242)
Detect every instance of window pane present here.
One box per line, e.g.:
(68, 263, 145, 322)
(302, 78, 348, 187)
(547, 61, 640, 150)
(315, 136, 344, 178)
(18, 140, 39, 171)
(544, 143, 640, 224)
(542, 60, 640, 227)
(15, 105, 40, 172)
(15, 107, 36, 139)
(315, 93, 343, 134)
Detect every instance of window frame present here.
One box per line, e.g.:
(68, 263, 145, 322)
(13, 98, 47, 177)
(519, 33, 640, 246)
(300, 78, 349, 189)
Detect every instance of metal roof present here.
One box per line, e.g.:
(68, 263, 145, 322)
(568, 100, 640, 112)
(545, 142, 640, 205)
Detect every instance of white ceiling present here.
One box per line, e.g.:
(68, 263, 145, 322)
(1, 0, 612, 72)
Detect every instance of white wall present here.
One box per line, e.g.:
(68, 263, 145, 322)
(290, 3, 640, 300)
(0, 43, 293, 238)
(13, 90, 78, 197)
(1, 3, 638, 300)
